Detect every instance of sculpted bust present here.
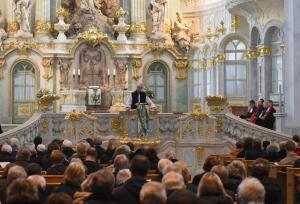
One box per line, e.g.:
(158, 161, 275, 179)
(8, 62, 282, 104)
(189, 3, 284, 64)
(0, 10, 7, 51)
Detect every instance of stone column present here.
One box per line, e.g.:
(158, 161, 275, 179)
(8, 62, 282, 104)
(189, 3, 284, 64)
(130, 0, 147, 41)
(246, 49, 258, 100)
(257, 45, 272, 99)
(284, 0, 300, 129)
(35, 0, 52, 40)
(6, 0, 18, 37)
(215, 53, 225, 95)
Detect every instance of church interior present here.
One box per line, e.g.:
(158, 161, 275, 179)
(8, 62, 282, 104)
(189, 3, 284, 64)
(0, 0, 300, 204)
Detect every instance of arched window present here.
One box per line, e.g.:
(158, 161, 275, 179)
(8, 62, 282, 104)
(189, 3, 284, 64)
(147, 62, 168, 112)
(225, 40, 247, 97)
(271, 29, 283, 94)
(12, 61, 36, 123)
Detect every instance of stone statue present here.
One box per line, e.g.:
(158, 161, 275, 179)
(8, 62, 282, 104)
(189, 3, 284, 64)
(58, 59, 72, 87)
(172, 12, 192, 51)
(149, 0, 167, 39)
(14, 0, 33, 38)
(115, 59, 128, 88)
(0, 10, 7, 51)
(79, 47, 107, 86)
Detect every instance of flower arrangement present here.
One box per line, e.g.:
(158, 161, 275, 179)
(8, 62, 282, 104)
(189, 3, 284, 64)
(36, 88, 52, 99)
(144, 86, 155, 99)
(37, 89, 60, 112)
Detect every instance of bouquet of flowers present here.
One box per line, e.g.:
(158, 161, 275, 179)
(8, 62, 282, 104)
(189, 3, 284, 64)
(144, 86, 155, 99)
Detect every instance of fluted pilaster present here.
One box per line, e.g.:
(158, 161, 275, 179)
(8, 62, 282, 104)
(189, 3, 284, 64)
(35, 0, 52, 39)
(6, 0, 18, 36)
(130, 0, 146, 40)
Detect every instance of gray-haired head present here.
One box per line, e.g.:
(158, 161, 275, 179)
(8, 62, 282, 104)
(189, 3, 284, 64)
(237, 177, 265, 204)
(140, 181, 167, 204)
(116, 169, 131, 186)
(1, 144, 12, 154)
(7, 166, 27, 184)
(37, 144, 47, 153)
(162, 163, 182, 175)
(114, 154, 129, 172)
(162, 172, 185, 191)
(157, 159, 172, 174)
(28, 175, 46, 191)
(62, 139, 73, 148)
(8, 138, 19, 149)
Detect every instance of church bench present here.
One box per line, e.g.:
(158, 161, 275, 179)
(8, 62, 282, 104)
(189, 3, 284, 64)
(43, 175, 64, 186)
(287, 168, 300, 204)
(244, 160, 256, 176)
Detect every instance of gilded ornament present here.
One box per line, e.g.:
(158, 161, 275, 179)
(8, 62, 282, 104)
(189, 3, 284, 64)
(65, 109, 81, 121)
(209, 58, 217, 68)
(78, 27, 109, 48)
(130, 22, 146, 33)
(231, 16, 240, 32)
(35, 20, 51, 32)
(56, 7, 69, 18)
(199, 59, 207, 70)
(132, 59, 142, 81)
(175, 60, 191, 80)
(42, 58, 53, 81)
(41, 118, 49, 134)
(6, 21, 20, 33)
(217, 21, 226, 35)
(193, 107, 203, 121)
(246, 50, 258, 59)
(110, 95, 126, 112)
(258, 47, 272, 57)
(38, 94, 60, 112)
(215, 118, 223, 133)
(0, 59, 5, 79)
(6, 41, 38, 56)
(205, 96, 227, 107)
(196, 147, 204, 165)
(112, 117, 121, 132)
(205, 27, 212, 40)
(215, 54, 225, 62)
(116, 7, 128, 19)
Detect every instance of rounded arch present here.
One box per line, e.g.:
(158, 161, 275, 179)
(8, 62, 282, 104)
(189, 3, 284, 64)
(263, 20, 284, 44)
(9, 58, 41, 122)
(143, 60, 171, 112)
(250, 26, 262, 48)
(70, 40, 116, 57)
(218, 33, 248, 51)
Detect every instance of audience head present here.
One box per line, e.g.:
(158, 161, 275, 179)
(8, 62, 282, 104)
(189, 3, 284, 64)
(45, 193, 73, 204)
(1, 144, 12, 154)
(113, 145, 131, 158)
(211, 165, 229, 184)
(33, 136, 42, 147)
(162, 163, 182, 175)
(47, 142, 60, 154)
(293, 135, 300, 144)
(130, 155, 150, 177)
(263, 100, 269, 108)
(167, 189, 199, 204)
(81, 172, 95, 192)
(85, 138, 94, 147)
(236, 140, 244, 149)
(279, 141, 286, 151)
(126, 142, 135, 151)
(252, 138, 262, 150)
(228, 160, 247, 179)
(8, 138, 19, 150)
(64, 162, 86, 187)
(6, 178, 39, 204)
(116, 169, 131, 186)
(285, 140, 296, 153)
(175, 161, 191, 184)
(62, 139, 73, 149)
(164, 150, 177, 161)
(114, 154, 129, 172)
(85, 147, 98, 161)
(202, 156, 220, 172)
(268, 100, 273, 107)
(257, 99, 264, 107)
(16, 147, 31, 161)
(249, 100, 256, 107)
(251, 158, 270, 179)
(197, 172, 226, 197)
(27, 163, 42, 176)
(37, 144, 46, 153)
(93, 136, 102, 146)
(158, 159, 172, 174)
(91, 169, 115, 196)
(51, 150, 65, 164)
(266, 142, 279, 153)
(7, 166, 27, 184)
(28, 175, 46, 191)
(76, 142, 89, 158)
(140, 182, 167, 204)
(162, 172, 185, 191)
(237, 177, 265, 204)
(243, 137, 253, 151)
(262, 140, 270, 150)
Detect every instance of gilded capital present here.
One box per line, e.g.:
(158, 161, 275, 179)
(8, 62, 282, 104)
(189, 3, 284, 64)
(175, 60, 191, 80)
(258, 47, 272, 57)
(6, 21, 20, 33)
(130, 22, 146, 34)
(246, 50, 258, 59)
(215, 54, 225, 63)
(199, 59, 207, 70)
(35, 20, 52, 33)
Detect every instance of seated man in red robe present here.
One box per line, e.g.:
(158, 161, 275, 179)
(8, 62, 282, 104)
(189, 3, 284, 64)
(255, 100, 276, 129)
(248, 99, 264, 124)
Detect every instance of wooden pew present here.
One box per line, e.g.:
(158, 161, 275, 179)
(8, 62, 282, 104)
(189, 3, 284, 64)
(244, 160, 256, 176)
(287, 168, 300, 204)
(43, 175, 64, 187)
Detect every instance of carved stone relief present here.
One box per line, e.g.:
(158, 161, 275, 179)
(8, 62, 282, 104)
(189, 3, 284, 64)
(114, 58, 128, 88)
(58, 58, 73, 88)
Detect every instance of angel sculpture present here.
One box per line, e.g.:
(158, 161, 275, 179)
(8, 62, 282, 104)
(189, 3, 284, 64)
(149, 0, 167, 34)
(14, 0, 32, 37)
(172, 12, 192, 51)
(0, 10, 7, 51)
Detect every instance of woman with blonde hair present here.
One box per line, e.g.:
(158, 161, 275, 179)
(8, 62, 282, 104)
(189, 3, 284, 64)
(197, 172, 233, 204)
(226, 160, 247, 193)
(53, 162, 86, 198)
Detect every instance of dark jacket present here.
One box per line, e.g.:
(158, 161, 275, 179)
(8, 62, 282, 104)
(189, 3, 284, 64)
(244, 149, 265, 160)
(95, 145, 106, 160)
(225, 175, 242, 193)
(192, 172, 206, 186)
(62, 147, 75, 160)
(52, 182, 81, 198)
(260, 177, 281, 204)
(0, 152, 15, 163)
(198, 194, 233, 204)
(84, 194, 115, 204)
(131, 91, 146, 109)
(264, 152, 281, 162)
(112, 176, 147, 204)
(84, 160, 101, 175)
(47, 163, 67, 175)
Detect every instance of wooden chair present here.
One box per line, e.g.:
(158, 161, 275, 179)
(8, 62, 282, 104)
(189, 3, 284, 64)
(287, 168, 300, 204)
(43, 175, 64, 187)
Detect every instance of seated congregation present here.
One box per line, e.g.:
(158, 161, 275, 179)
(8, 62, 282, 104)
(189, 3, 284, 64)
(0, 135, 300, 204)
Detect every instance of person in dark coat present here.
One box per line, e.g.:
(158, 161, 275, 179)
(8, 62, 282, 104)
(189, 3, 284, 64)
(41, 142, 60, 171)
(167, 189, 199, 204)
(84, 169, 116, 204)
(245, 138, 265, 160)
(237, 137, 253, 158)
(112, 155, 150, 204)
(94, 137, 106, 160)
(14, 147, 31, 172)
(47, 150, 67, 175)
(264, 143, 281, 162)
(84, 147, 101, 175)
(33, 136, 42, 151)
(240, 100, 257, 119)
(251, 158, 281, 204)
(62, 140, 75, 161)
(0, 144, 15, 163)
(197, 172, 233, 204)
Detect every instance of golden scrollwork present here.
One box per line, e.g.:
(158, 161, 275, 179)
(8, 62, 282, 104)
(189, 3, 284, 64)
(215, 118, 223, 133)
(205, 96, 227, 107)
(110, 95, 126, 112)
(6, 21, 20, 33)
(205, 27, 212, 40)
(42, 58, 53, 81)
(56, 7, 69, 18)
(199, 59, 207, 70)
(175, 60, 192, 80)
(41, 118, 49, 134)
(116, 7, 129, 19)
(130, 22, 146, 33)
(38, 94, 60, 112)
(217, 21, 226, 35)
(132, 59, 142, 81)
(193, 107, 203, 121)
(231, 16, 240, 32)
(258, 47, 272, 57)
(0, 59, 5, 79)
(215, 54, 225, 63)
(65, 109, 81, 121)
(35, 20, 52, 32)
(246, 50, 258, 59)
(6, 41, 38, 56)
(78, 27, 109, 48)
(112, 117, 121, 132)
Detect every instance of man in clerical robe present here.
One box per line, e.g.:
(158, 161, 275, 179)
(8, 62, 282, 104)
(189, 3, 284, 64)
(127, 83, 156, 110)
(248, 99, 264, 124)
(255, 100, 276, 129)
(240, 100, 257, 119)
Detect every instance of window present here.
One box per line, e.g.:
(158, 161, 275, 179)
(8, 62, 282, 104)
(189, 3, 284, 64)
(194, 69, 201, 98)
(13, 61, 36, 123)
(147, 62, 168, 112)
(225, 40, 247, 97)
(206, 68, 212, 96)
(271, 29, 283, 94)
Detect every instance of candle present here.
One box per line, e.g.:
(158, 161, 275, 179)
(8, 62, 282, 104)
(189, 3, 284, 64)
(113, 69, 116, 76)
(78, 69, 81, 76)
(108, 69, 110, 76)
(73, 68, 75, 75)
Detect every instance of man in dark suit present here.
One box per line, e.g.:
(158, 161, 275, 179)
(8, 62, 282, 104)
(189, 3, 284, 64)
(241, 100, 257, 119)
(255, 100, 276, 129)
(127, 83, 155, 110)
